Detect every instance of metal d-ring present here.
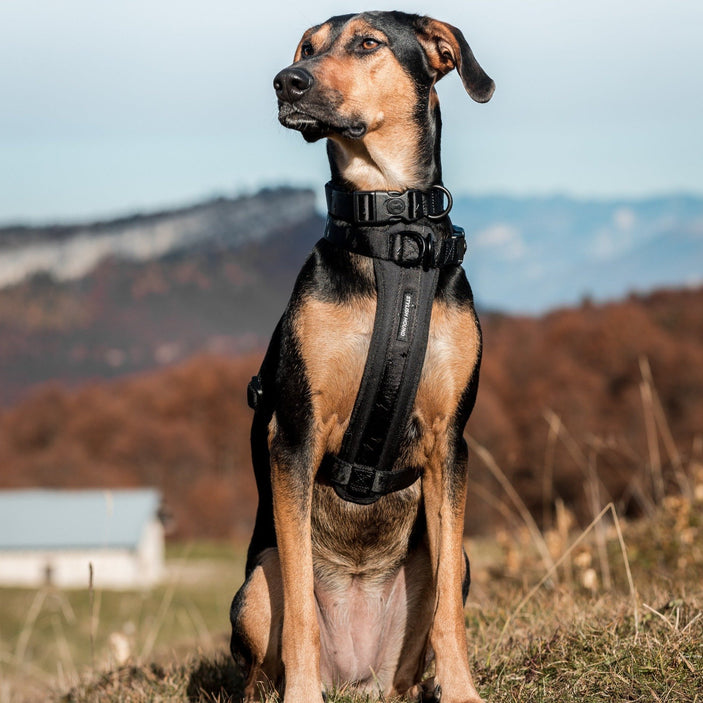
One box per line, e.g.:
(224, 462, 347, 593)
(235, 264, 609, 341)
(427, 185, 453, 220)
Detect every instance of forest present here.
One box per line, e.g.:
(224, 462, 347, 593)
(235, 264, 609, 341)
(1, 285, 700, 540)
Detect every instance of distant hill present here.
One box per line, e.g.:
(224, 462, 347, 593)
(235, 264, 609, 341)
(453, 193, 703, 312)
(0, 187, 318, 287)
(0, 187, 701, 403)
(0, 188, 323, 404)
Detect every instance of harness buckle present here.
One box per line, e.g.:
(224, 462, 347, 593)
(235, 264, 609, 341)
(247, 376, 264, 411)
(347, 465, 376, 497)
(354, 191, 409, 223)
(353, 192, 376, 223)
(455, 227, 468, 262)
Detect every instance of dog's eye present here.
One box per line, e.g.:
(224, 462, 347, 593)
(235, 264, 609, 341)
(301, 42, 314, 58)
(360, 38, 380, 51)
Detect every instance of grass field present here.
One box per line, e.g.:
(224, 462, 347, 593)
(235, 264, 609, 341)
(2, 467, 702, 702)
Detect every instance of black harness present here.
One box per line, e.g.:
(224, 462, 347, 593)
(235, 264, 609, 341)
(248, 182, 467, 505)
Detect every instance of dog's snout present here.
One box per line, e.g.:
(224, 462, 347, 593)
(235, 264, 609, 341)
(273, 67, 314, 103)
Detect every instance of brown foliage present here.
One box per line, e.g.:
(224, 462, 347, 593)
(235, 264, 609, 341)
(1, 287, 701, 540)
(467, 286, 703, 533)
(0, 355, 259, 539)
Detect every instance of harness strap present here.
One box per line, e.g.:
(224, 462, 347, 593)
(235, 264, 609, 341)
(321, 255, 440, 504)
(324, 218, 466, 268)
(323, 458, 422, 502)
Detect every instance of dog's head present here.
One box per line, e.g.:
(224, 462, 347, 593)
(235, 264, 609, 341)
(273, 11, 494, 146)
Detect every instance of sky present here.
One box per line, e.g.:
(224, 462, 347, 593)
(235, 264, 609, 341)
(1, 0, 702, 224)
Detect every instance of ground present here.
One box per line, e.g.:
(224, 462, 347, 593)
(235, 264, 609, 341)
(1, 473, 702, 702)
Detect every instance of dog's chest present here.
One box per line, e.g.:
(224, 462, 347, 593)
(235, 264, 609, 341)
(293, 290, 479, 576)
(294, 293, 480, 451)
(295, 295, 375, 441)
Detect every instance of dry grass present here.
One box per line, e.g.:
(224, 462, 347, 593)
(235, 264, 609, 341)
(53, 585, 703, 703)
(39, 475, 702, 703)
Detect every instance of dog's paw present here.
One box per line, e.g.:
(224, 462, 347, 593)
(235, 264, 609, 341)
(406, 679, 441, 702)
(421, 682, 442, 702)
(413, 681, 485, 703)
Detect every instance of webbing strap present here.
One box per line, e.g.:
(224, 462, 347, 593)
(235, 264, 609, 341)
(324, 458, 421, 502)
(324, 218, 466, 269)
(321, 257, 440, 504)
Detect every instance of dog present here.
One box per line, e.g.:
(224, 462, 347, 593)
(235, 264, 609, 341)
(230, 11, 494, 703)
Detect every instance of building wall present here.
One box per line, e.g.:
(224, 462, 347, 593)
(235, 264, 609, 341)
(0, 519, 165, 589)
(137, 518, 165, 586)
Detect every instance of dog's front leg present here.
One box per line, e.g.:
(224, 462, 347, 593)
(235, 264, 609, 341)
(270, 434, 324, 702)
(424, 433, 483, 703)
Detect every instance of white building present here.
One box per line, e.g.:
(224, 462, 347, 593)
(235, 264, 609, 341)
(0, 488, 164, 589)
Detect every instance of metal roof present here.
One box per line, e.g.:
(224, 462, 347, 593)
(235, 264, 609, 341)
(0, 488, 161, 551)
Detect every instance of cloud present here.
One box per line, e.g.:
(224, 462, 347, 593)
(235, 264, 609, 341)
(474, 223, 527, 261)
(613, 207, 636, 231)
(588, 207, 639, 261)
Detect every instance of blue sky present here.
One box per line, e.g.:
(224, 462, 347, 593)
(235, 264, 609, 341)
(1, 0, 702, 224)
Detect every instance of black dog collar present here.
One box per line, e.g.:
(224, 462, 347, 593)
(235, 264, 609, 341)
(325, 181, 453, 225)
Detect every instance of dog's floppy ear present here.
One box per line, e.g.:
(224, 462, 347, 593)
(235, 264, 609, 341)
(415, 17, 495, 103)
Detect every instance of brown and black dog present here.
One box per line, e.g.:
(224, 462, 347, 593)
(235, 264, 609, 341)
(230, 11, 494, 703)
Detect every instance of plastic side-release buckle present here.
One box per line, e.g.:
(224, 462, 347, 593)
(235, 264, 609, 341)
(452, 225, 468, 264)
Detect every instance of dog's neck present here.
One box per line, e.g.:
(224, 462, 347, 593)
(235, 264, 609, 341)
(326, 98, 443, 192)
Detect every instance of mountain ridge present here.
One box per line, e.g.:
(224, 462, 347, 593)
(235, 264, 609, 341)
(0, 187, 317, 288)
(0, 186, 700, 403)
(2, 188, 701, 312)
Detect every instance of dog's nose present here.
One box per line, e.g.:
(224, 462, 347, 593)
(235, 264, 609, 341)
(273, 67, 314, 103)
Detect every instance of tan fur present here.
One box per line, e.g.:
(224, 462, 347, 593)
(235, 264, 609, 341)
(295, 294, 375, 439)
(303, 20, 424, 189)
(236, 550, 284, 701)
(422, 442, 481, 703)
(270, 455, 321, 701)
(417, 301, 481, 422)
(294, 23, 332, 62)
(415, 19, 464, 78)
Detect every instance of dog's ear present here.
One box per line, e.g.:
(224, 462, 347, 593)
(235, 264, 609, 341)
(415, 17, 495, 103)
